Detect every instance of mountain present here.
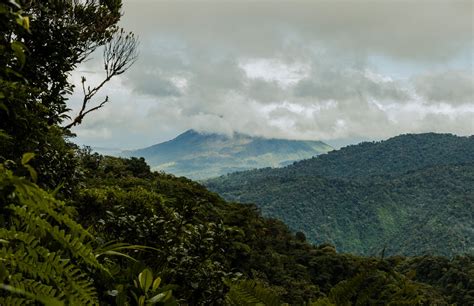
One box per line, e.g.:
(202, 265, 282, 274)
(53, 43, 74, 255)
(205, 133, 474, 257)
(121, 129, 333, 179)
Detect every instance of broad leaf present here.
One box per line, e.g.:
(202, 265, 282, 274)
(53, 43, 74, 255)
(138, 269, 153, 294)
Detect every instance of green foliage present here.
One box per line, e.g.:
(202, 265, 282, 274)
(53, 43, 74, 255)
(131, 269, 177, 306)
(394, 255, 474, 305)
(0, 164, 106, 304)
(0, 161, 176, 305)
(72, 152, 463, 305)
(323, 268, 446, 305)
(73, 155, 237, 304)
(0, 0, 125, 194)
(206, 133, 474, 257)
(225, 279, 282, 306)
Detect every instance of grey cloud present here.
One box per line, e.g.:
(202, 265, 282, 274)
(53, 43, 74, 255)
(420, 112, 474, 134)
(293, 68, 410, 102)
(129, 70, 182, 97)
(122, 0, 472, 62)
(414, 70, 474, 105)
(242, 79, 290, 103)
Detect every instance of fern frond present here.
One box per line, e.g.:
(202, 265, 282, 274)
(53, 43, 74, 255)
(1, 243, 98, 303)
(0, 283, 64, 306)
(328, 272, 367, 305)
(0, 296, 32, 305)
(0, 167, 103, 305)
(225, 279, 282, 306)
(62, 275, 99, 305)
(13, 278, 59, 298)
(13, 185, 93, 241)
(9, 205, 105, 272)
(310, 297, 336, 306)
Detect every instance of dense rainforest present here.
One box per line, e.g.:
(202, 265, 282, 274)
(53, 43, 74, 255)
(0, 0, 473, 305)
(206, 133, 474, 257)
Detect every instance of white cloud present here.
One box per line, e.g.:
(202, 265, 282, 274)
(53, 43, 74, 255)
(239, 58, 309, 87)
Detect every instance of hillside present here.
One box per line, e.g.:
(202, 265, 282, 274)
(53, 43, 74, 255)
(73, 153, 474, 305)
(122, 129, 333, 179)
(205, 133, 474, 257)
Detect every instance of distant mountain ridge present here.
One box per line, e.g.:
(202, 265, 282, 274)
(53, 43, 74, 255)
(121, 129, 333, 179)
(286, 132, 474, 179)
(205, 133, 474, 257)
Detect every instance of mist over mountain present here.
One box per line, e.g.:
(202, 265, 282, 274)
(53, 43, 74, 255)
(121, 129, 333, 179)
(206, 133, 474, 257)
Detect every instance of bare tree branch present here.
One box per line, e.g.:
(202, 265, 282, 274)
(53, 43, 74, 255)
(64, 29, 138, 129)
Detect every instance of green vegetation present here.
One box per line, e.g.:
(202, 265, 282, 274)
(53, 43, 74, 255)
(0, 161, 104, 305)
(70, 153, 474, 305)
(122, 129, 332, 180)
(1, 0, 472, 304)
(206, 133, 474, 257)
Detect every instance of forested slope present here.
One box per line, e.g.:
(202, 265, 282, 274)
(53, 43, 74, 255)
(206, 134, 474, 257)
(72, 153, 474, 304)
(288, 133, 474, 179)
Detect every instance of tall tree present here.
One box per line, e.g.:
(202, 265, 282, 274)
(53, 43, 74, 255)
(0, 0, 137, 192)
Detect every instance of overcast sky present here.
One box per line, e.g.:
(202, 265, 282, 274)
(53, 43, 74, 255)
(68, 0, 474, 149)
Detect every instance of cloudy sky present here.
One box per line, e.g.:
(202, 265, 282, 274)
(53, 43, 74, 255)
(68, 0, 474, 149)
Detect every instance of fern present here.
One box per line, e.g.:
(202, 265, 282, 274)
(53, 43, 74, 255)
(327, 272, 367, 305)
(225, 279, 282, 306)
(309, 297, 335, 306)
(0, 295, 32, 305)
(0, 165, 108, 304)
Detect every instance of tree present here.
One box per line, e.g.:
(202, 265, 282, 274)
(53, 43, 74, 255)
(0, 0, 137, 193)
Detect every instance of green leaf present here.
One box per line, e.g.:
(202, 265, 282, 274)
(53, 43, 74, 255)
(98, 250, 137, 262)
(138, 269, 153, 294)
(21, 153, 36, 181)
(95, 241, 157, 260)
(50, 183, 64, 197)
(11, 41, 26, 68)
(5, 67, 23, 78)
(21, 152, 35, 165)
(152, 277, 161, 291)
(147, 291, 170, 304)
(0, 130, 12, 141)
(24, 164, 37, 182)
(15, 14, 29, 30)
